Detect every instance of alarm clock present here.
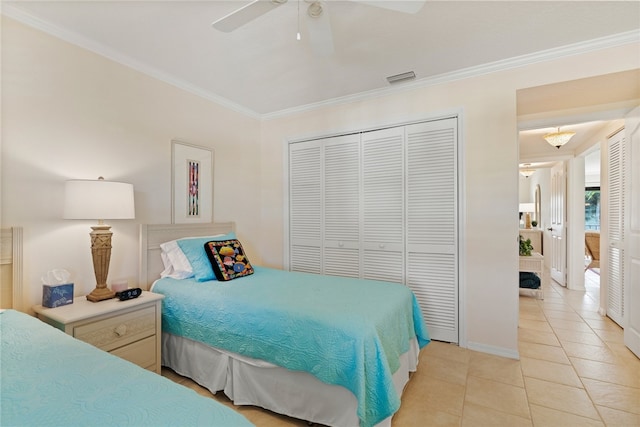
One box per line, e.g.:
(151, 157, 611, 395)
(116, 288, 142, 301)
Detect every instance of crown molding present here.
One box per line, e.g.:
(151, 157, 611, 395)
(1, 4, 262, 120)
(264, 30, 640, 119)
(518, 100, 638, 131)
(3, 3, 638, 121)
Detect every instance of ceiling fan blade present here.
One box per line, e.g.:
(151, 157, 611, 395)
(354, 0, 426, 14)
(212, 0, 287, 32)
(306, 1, 334, 56)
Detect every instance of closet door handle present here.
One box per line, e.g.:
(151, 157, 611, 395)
(547, 227, 553, 231)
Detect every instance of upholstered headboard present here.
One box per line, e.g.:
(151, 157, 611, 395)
(0, 227, 24, 310)
(138, 223, 235, 290)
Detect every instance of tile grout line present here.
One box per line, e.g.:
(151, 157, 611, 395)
(542, 280, 608, 425)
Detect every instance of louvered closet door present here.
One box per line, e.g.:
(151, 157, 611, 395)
(361, 127, 405, 283)
(607, 130, 626, 326)
(289, 141, 322, 274)
(323, 135, 361, 277)
(406, 119, 458, 343)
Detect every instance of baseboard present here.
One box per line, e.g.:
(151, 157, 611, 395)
(567, 283, 586, 291)
(466, 341, 520, 360)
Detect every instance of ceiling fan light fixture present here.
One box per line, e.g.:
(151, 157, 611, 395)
(307, 1, 323, 18)
(543, 127, 576, 149)
(387, 71, 416, 84)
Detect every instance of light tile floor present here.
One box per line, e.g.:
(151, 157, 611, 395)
(163, 269, 640, 426)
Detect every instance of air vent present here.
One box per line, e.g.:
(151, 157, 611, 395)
(386, 71, 416, 84)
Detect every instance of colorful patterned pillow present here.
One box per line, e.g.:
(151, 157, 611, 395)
(174, 232, 236, 281)
(204, 239, 254, 281)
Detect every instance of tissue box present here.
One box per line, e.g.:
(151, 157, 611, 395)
(42, 283, 74, 308)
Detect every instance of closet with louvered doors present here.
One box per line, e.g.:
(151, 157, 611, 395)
(287, 117, 459, 343)
(361, 126, 405, 283)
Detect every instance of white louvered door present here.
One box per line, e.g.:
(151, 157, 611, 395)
(405, 119, 458, 343)
(289, 140, 322, 274)
(607, 129, 626, 326)
(324, 135, 361, 277)
(288, 117, 459, 343)
(361, 127, 405, 283)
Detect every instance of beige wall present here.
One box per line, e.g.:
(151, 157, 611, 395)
(259, 73, 522, 354)
(2, 16, 638, 356)
(258, 45, 640, 355)
(1, 17, 261, 304)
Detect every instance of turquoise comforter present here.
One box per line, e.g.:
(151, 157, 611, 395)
(153, 267, 430, 427)
(0, 309, 254, 427)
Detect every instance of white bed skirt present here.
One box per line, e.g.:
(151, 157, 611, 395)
(162, 333, 419, 427)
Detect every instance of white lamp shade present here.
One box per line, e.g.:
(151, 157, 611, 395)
(519, 203, 535, 213)
(64, 179, 135, 220)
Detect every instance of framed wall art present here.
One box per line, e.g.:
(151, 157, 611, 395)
(171, 140, 214, 224)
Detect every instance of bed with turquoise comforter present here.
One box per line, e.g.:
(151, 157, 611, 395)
(0, 309, 254, 427)
(152, 266, 430, 427)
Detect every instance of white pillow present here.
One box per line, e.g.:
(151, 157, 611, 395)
(160, 240, 194, 279)
(159, 234, 229, 280)
(159, 251, 176, 278)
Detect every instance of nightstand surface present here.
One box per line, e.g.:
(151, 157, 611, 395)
(34, 291, 164, 373)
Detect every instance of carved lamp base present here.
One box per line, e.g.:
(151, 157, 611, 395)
(86, 286, 116, 302)
(86, 224, 116, 302)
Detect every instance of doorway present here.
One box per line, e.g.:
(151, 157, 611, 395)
(584, 148, 600, 298)
(518, 119, 622, 292)
(517, 71, 640, 357)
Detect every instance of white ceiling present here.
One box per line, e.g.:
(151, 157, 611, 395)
(517, 69, 639, 171)
(3, 0, 640, 118)
(3, 1, 639, 178)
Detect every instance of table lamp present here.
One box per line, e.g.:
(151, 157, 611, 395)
(519, 203, 535, 229)
(64, 177, 135, 302)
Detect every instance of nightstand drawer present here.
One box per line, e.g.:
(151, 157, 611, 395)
(111, 335, 156, 370)
(34, 291, 164, 373)
(74, 305, 156, 352)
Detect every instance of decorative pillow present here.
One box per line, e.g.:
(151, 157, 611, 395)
(519, 272, 540, 289)
(204, 239, 254, 281)
(165, 232, 236, 281)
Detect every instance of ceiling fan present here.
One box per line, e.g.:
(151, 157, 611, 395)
(212, 0, 426, 56)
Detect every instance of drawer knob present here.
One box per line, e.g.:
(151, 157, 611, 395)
(114, 324, 127, 337)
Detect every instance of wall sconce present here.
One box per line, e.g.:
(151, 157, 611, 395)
(63, 177, 135, 302)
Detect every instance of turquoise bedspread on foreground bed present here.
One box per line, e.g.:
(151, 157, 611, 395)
(153, 266, 430, 427)
(0, 309, 254, 427)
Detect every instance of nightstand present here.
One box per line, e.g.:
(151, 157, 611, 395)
(519, 229, 543, 254)
(519, 252, 544, 299)
(33, 291, 164, 373)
